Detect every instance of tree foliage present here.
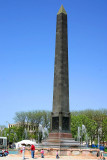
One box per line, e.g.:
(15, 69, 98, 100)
(13, 110, 51, 142)
(1, 109, 106, 145)
(71, 109, 107, 144)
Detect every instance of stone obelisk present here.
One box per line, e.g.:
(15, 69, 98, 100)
(51, 5, 70, 133)
(44, 5, 79, 148)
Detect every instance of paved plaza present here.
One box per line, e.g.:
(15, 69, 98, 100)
(0, 155, 100, 160)
(0, 158, 99, 160)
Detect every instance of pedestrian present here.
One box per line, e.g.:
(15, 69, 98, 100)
(56, 150, 59, 159)
(41, 149, 44, 158)
(96, 150, 100, 160)
(4, 150, 9, 156)
(22, 144, 25, 160)
(96, 150, 99, 157)
(2, 149, 5, 156)
(99, 145, 104, 160)
(31, 144, 35, 158)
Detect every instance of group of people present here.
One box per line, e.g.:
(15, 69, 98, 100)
(0, 149, 9, 157)
(21, 145, 45, 159)
(21, 144, 35, 159)
(21, 145, 60, 159)
(40, 149, 59, 159)
(21, 144, 106, 160)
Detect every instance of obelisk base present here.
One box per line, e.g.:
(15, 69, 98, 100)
(42, 132, 80, 148)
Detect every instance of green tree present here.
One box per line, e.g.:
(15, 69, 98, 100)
(71, 109, 107, 145)
(14, 110, 51, 141)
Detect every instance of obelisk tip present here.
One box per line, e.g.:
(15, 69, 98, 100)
(57, 5, 67, 15)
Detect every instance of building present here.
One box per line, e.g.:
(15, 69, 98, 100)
(8, 122, 37, 133)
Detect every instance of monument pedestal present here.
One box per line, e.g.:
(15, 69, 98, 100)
(43, 132, 80, 148)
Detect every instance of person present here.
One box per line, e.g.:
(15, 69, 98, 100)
(99, 145, 104, 160)
(31, 144, 35, 158)
(41, 149, 44, 158)
(22, 144, 25, 160)
(2, 149, 5, 156)
(96, 150, 100, 157)
(56, 150, 59, 159)
(4, 150, 9, 156)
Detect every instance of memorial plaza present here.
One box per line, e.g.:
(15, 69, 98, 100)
(0, 3, 106, 160)
(0, 154, 99, 160)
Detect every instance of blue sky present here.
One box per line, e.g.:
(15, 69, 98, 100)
(0, 0, 107, 126)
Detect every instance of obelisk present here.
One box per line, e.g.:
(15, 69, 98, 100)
(44, 5, 79, 148)
(51, 5, 71, 133)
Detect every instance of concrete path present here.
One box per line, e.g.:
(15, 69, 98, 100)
(0, 155, 99, 160)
